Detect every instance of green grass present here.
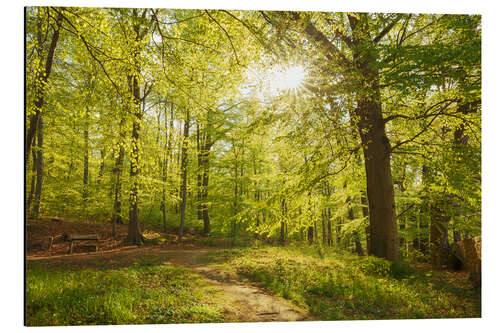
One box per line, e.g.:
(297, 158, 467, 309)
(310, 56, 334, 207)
(26, 258, 229, 326)
(208, 244, 480, 320)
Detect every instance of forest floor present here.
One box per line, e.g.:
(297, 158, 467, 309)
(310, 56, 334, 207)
(26, 218, 311, 325)
(26, 219, 480, 325)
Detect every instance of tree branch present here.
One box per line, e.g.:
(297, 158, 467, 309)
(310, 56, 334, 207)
(205, 10, 242, 66)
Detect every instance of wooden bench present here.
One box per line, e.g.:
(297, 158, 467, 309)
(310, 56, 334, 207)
(68, 234, 99, 254)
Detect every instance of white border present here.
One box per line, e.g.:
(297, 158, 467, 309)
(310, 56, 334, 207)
(3, 1, 498, 332)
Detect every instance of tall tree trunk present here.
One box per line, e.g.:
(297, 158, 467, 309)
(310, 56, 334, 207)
(27, 143, 37, 213)
(201, 113, 213, 235)
(97, 148, 105, 184)
(196, 124, 203, 220)
(336, 217, 342, 246)
(289, 12, 398, 260)
(430, 203, 450, 268)
(231, 158, 239, 244)
(111, 146, 124, 237)
(349, 13, 398, 260)
(280, 198, 286, 244)
(125, 9, 150, 245)
(201, 141, 211, 235)
(161, 103, 174, 233)
(347, 199, 364, 255)
(83, 107, 90, 215)
(179, 109, 190, 242)
(26, 11, 62, 161)
(174, 123, 182, 214)
(321, 210, 327, 245)
(361, 193, 370, 255)
(111, 117, 125, 237)
(32, 116, 44, 219)
(126, 74, 144, 246)
(327, 209, 332, 246)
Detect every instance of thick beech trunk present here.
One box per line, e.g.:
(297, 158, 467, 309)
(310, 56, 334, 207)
(349, 14, 398, 261)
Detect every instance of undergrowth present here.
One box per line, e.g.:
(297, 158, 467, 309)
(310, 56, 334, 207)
(210, 245, 480, 320)
(26, 259, 228, 326)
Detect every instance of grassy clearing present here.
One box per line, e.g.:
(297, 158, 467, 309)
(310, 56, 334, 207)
(207, 245, 480, 320)
(26, 256, 229, 326)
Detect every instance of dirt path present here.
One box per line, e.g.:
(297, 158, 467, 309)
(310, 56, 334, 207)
(27, 246, 312, 323)
(161, 249, 311, 322)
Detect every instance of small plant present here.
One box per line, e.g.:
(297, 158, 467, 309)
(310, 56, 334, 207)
(389, 261, 415, 279)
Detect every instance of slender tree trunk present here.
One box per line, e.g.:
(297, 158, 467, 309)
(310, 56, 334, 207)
(125, 9, 151, 245)
(27, 143, 37, 213)
(83, 107, 90, 216)
(161, 104, 174, 233)
(280, 198, 286, 244)
(231, 158, 239, 244)
(97, 148, 105, 184)
(179, 109, 190, 242)
(126, 74, 144, 246)
(111, 117, 125, 237)
(361, 193, 370, 255)
(111, 146, 124, 237)
(201, 141, 211, 235)
(327, 209, 332, 246)
(347, 199, 364, 255)
(196, 124, 203, 220)
(174, 123, 182, 214)
(336, 217, 342, 246)
(32, 116, 44, 219)
(26, 11, 62, 161)
(321, 210, 326, 245)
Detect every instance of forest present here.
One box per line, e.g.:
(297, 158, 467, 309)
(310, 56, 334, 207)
(25, 6, 481, 326)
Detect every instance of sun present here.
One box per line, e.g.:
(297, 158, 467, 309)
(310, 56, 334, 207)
(270, 65, 306, 93)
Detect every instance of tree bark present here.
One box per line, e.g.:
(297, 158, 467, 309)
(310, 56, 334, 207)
(161, 103, 174, 232)
(26, 11, 62, 162)
(126, 73, 144, 246)
(111, 116, 125, 237)
(97, 148, 105, 184)
(286, 12, 398, 259)
(27, 143, 37, 213)
(327, 210, 332, 246)
(280, 198, 286, 244)
(179, 109, 190, 242)
(83, 107, 90, 209)
(32, 116, 44, 219)
(361, 192, 370, 255)
(321, 210, 327, 245)
(347, 199, 364, 255)
(349, 13, 398, 260)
